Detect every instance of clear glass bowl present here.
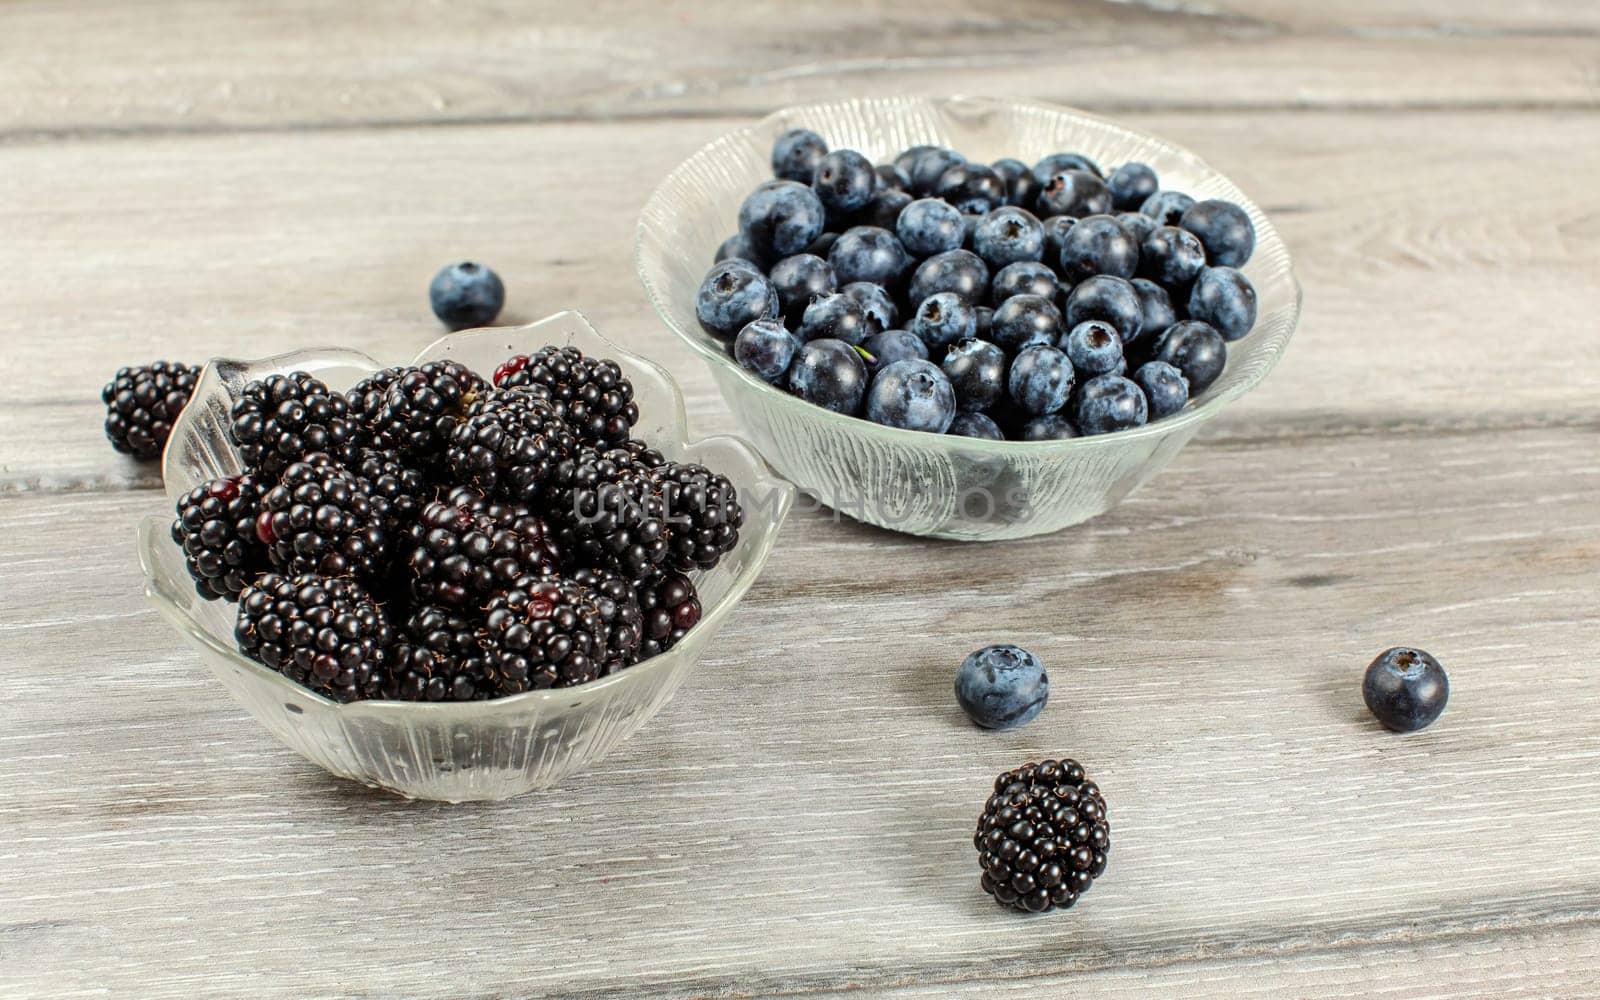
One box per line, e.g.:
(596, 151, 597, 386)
(636, 96, 1302, 540)
(138, 311, 794, 802)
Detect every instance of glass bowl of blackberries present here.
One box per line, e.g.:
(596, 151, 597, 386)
(137, 311, 793, 802)
(637, 96, 1301, 540)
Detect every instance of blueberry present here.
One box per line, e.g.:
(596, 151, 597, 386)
(908, 249, 989, 307)
(1151, 320, 1226, 394)
(1075, 373, 1149, 435)
(955, 644, 1049, 730)
(973, 207, 1046, 269)
(1363, 647, 1449, 733)
(1180, 199, 1256, 267)
(1009, 344, 1074, 416)
(897, 198, 966, 258)
(960, 213, 981, 251)
(876, 163, 911, 193)
(805, 232, 839, 258)
(829, 225, 910, 288)
(739, 180, 827, 259)
(1022, 414, 1079, 441)
(936, 162, 1007, 214)
(1187, 266, 1258, 341)
(799, 291, 869, 346)
(1106, 161, 1159, 211)
(948, 411, 1005, 440)
(734, 319, 802, 383)
(772, 128, 828, 183)
(974, 305, 993, 339)
(866, 358, 957, 433)
(1059, 214, 1140, 283)
(1129, 279, 1177, 349)
(788, 338, 868, 415)
(909, 147, 966, 196)
(992, 157, 1042, 210)
(1116, 211, 1157, 246)
(942, 337, 1007, 413)
(861, 329, 929, 372)
(991, 261, 1059, 306)
(696, 260, 779, 339)
(1036, 170, 1112, 218)
(1031, 152, 1103, 184)
(842, 281, 898, 334)
(715, 234, 765, 268)
(853, 188, 913, 232)
(1064, 275, 1143, 343)
(429, 261, 505, 330)
(1064, 320, 1125, 377)
(1140, 190, 1196, 227)
(1138, 226, 1207, 290)
(910, 291, 977, 350)
(1132, 360, 1189, 419)
(1041, 216, 1079, 269)
(768, 254, 836, 328)
(811, 149, 876, 215)
(989, 293, 1064, 354)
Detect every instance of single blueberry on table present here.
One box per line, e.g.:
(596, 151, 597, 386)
(1187, 266, 1258, 341)
(947, 411, 1005, 440)
(1065, 275, 1144, 343)
(897, 198, 966, 258)
(861, 329, 929, 372)
(1041, 216, 1079, 269)
(1363, 647, 1449, 733)
(1151, 320, 1227, 395)
(1140, 189, 1196, 227)
(695, 260, 779, 339)
(909, 147, 967, 196)
(771, 128, 828, 183)
(989, 293, 1064, 354)
(910, 291, 978, 350)
(1031, 152, 1104, 184)
(955, 644, 1049, 730)
(1009, 344, 1075, 416)
(908, 249, 990, 307)
(788, 338, 869, 415)
(1133, 360, 1190, 420)
(829, 225, 910, 288)
(715, 233, 765, 268)
(1180, 199, 1256, 268)
(973, 207, 1046, 269)
(799, 291, 870, 346)
(429, 261, 505, 330)
(767, 253, 836, 328)
(992, 157, 1042, 210)
(1036, 169, 1113, 219)
(854, 188, 913, 233)
(865, 358, 957, 433)
(991, 261, 1060, 306)
(942, 337, 1008, 413)
(1060, 214, 1140, 283)
(1116, 210, 1156, 246)
(1064, 320, 1125, 377)
(1138, 226, 1207, 290)
(843, 281, 899, 334)
(1106, 161, 1159, 211)
(1075, 373, 1149, 435)
(876, 163, 911, 193)
(739, 180, 827, 260)
(734, 319, 801, 383)
(1130, 278, 1177, 348)
(812, 149, 877, 215)
(936, 162, 1007, 214)
(1022, 414, 1079, 441)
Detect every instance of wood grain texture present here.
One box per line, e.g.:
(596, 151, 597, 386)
(1, 0, 1598, 140)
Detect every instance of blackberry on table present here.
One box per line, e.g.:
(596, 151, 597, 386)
(406, 493, 563, 608)
(482, 577, 610, 691)
(373, 360, 488, 464)
(653, 462, 743, 572)
(493, 345, 640, 448)
(570, 566, 644, 675)
(975, 759, 1110, 914)
(389, 604, 493, 702)
(548, 447, 670, 581)
(229, 371, 365, 476)
(256, 456, 390, 580)
(102, 361, 200, 459)
(445, 389, 577, 502)
(635, 570, 701, 659)
(170, 473, 271, 601)
(234, 573, 395, 702)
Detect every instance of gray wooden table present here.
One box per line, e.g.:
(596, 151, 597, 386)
(3, 2, 1598, 997)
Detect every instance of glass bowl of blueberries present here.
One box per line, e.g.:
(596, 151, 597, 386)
(636, 96, 1301, 540)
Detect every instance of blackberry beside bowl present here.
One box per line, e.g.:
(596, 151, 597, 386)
(636, 96, 1301, 541)
(139, 311, 793, 802)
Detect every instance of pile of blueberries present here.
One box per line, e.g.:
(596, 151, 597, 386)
(695, 128, 1260, 441)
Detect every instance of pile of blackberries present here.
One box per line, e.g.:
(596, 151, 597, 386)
(169, 345, 742, 703)
(698, 128, 1261, 441)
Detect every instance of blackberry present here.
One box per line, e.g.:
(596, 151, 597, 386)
(975, 759, 1110, 914)
(548, 447, 670, 580)
(635, 570, 701, 659)
(229, 371, 364, 476)
(102, 361, 200, 459)
(256, 457, 390, 580)
(372, 360, 488, 465)
(170, 473, 271, 601)
(349, 448, 433, 534)
(234, 573, 395, 702)
(445, 389, 577, 502)
(570, 567, 644, 675)
(389, 604, 493, 702)
(482, 577, 609, 691)
(406, 494, 562, 608)
(493, 346, 639, 448)
(653, 463, 743, 572)
(345, 366, 410, 433)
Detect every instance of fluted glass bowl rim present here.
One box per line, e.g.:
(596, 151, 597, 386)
(635, 94, 1302, 455)
(137, 311, 794, 720)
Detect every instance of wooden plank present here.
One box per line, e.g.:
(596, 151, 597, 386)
(2, 109, 1597, 492)
(2, 416, 1597, 997)
(1, 0, 1597, 140)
